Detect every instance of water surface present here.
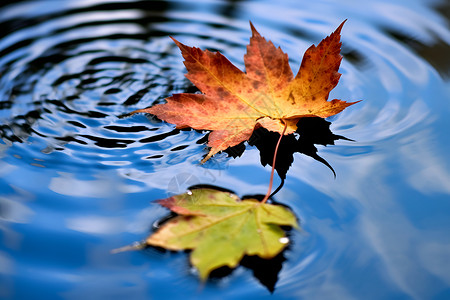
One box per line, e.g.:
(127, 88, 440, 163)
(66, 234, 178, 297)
(1, 0, 450, 299)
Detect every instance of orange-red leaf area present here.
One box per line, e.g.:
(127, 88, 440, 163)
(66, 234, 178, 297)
(133, 20, 359, 162)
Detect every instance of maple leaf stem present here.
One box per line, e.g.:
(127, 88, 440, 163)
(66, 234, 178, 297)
(262, 120, 288, 204)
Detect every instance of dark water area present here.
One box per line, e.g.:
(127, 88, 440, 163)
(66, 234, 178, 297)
(1, 0, 449, 299)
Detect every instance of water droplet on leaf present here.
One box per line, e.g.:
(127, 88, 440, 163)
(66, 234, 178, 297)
(279, 237, 289, 244)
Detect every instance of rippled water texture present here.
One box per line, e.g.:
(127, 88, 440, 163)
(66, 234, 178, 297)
(1, 0, 450, 299)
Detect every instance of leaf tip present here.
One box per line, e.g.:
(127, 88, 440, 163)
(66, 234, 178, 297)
(129, 107, 151, 115)
(169, 36, 186, 51)
(156, 196, 176, 208)
(169, 36, 178, 43)
(111, 241, 146, 254)
(198, 269, 210, 282)
(346, 99, 363, 108)
(200, 156, 210, 164)
(157, 196, 192, 214)
(157, 195, 206, 216)
(335, 19, 347, 35)
(249, 20, 260, 37)
(200, 148, 219, 164)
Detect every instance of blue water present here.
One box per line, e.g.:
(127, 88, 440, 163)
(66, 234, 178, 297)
(1, 0, 449, 299)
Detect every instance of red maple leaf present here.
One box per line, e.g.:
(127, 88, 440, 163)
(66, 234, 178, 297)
(133, 20, 359, 162)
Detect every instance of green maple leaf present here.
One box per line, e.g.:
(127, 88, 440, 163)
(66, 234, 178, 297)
(147, 188, 299, 280)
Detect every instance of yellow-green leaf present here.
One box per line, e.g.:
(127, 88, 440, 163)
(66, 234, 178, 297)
(147, 188, 298, 280)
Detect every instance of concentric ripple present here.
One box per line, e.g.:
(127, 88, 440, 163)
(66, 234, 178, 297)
(0, 1, 217, 177)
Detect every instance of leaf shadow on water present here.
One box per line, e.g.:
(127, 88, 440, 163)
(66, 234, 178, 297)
(208, 248, 288, 293)
(144, 185, 295, 293)
(142, 244, 289, 293)
(224, 117, 353, 180)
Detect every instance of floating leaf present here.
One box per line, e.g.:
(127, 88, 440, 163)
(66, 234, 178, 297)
(146, 188, 298, 280)
(132, 20, 360, 162)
